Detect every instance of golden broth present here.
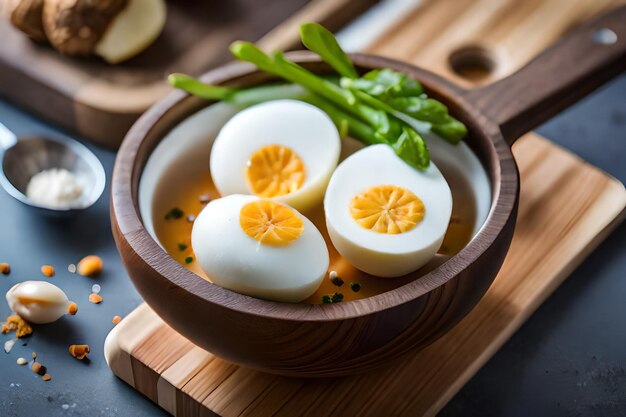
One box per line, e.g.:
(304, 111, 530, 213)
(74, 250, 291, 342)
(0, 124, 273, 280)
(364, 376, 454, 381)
(153, 164, 476, 304)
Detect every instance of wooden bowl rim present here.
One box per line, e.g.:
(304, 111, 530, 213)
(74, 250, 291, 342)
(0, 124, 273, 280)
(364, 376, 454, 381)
(111, 52, 518, 322)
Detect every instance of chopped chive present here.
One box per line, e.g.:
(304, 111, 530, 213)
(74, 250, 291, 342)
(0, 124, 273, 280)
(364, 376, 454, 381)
(331, 276, 344, 287)
(331, 292, 344, 303)
(184, 256, 194, 264)
(321, 295, 332, 304)
(165, 207, 184, 220)
(349, 282, 361, 293)
(177, 243, 188, 252)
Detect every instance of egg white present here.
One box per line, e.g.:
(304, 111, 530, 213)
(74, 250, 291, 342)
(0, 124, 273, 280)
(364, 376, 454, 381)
(324, 144, 453, 277)
(209, 100, 340, 212)
(191, 194, 329, 302)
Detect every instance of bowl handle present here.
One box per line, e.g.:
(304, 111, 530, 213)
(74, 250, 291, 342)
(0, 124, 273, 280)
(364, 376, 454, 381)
(463, 5, 626, 146)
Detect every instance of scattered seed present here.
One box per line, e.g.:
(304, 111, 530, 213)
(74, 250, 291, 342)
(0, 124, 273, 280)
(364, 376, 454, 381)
(185, 256, 194, 264)
(91, 284, 101, 294)
(199, 194, 211, 204)
(4, 339, 15, 353)
(68, 344, 90, 360)
(177, 242, 188, 251)
(88, 293, 102, 304)
(41, 265, 55, 277)
(67, 264, 76, 273)
(349, 282, 361, 293)
(0, 263, 10, 275)
(32, 362, 47, 375)
(67, 302, 78, 315)
(42, 373, 51, 382)
(32, 352, 37, 359)
(112, 315, 122, 325)
(77, 255, 103, 277)
(16, 357, 27, 366)
(165, 207, 184, 220)
(186, 214, 196, 223)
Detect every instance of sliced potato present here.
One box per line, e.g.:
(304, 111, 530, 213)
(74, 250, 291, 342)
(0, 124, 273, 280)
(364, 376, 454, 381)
(95, 0, 166, 64)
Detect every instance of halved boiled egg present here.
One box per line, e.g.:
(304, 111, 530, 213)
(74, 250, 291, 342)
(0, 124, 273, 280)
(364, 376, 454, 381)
(191, 194, 329, 302)
(324, 144, 452, 277)
(210, 100, 341, 212)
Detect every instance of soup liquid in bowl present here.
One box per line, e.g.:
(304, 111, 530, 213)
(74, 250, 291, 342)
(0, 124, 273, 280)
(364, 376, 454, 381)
(142, 102, 489, 305)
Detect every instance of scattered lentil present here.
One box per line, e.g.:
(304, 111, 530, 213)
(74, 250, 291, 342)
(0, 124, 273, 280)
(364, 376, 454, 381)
(185, 256, 194, 264)
(0, 263, 10, 275)
(42, 373, 52, 382)
(67, 302, 78, 315)
(112, 315, 122, 325)
(77, 255, 103, 277)
(41, 265, 55, 277)
(68, 344, 90, 360)
(16, 357, 27, 366)
(186, 214, 196, 223)
(321, 295, 332, 304)
(88, 293, 103, 304)
(91, 284, 101, 294)
(349, 282, 361, 293)
(177, 242, 188, 251)
(199, 194, 211, 204)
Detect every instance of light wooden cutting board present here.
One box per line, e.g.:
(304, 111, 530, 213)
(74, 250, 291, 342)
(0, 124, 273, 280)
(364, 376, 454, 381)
(105, 0, 626, 416)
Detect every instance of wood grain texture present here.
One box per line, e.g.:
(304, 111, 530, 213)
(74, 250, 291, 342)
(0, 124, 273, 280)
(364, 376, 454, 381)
(0, 0, 377, 148)
(105, 132, 626, 416)
(366, 0, 626, 88)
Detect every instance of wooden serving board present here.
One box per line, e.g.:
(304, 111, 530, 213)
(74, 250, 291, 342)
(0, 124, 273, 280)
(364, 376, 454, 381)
(0, 0, 376, 148)
(105, 133, 626, 417)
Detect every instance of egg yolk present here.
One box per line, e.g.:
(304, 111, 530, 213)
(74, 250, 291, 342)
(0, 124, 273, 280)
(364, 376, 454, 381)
(350, 185, 425, 234)
(240, 200, 304, 246)
(246, 145, 306, 198)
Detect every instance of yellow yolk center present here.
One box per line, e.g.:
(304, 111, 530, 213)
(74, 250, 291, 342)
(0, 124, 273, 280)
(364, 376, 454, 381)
(246, 144, 306, 198)
(350, 185, 425, 234)
(240, 200, 304, 246)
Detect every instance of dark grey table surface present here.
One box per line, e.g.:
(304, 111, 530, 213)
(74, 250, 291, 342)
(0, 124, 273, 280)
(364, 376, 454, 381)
(1, 76, 624, 417)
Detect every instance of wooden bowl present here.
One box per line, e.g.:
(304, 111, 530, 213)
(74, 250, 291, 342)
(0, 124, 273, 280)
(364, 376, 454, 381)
(111, 8, 625, 377)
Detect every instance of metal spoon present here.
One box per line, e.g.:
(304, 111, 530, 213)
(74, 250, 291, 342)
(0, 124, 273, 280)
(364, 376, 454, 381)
(0, 121, 105, 216)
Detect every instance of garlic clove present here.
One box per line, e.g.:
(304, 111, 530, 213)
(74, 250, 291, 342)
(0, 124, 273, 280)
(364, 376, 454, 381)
(95, 0, 166, 64)
(6, 281, 69, 324)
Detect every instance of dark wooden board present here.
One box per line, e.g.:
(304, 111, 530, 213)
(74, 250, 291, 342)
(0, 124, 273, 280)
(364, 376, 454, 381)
(0, 0, 377, 148)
